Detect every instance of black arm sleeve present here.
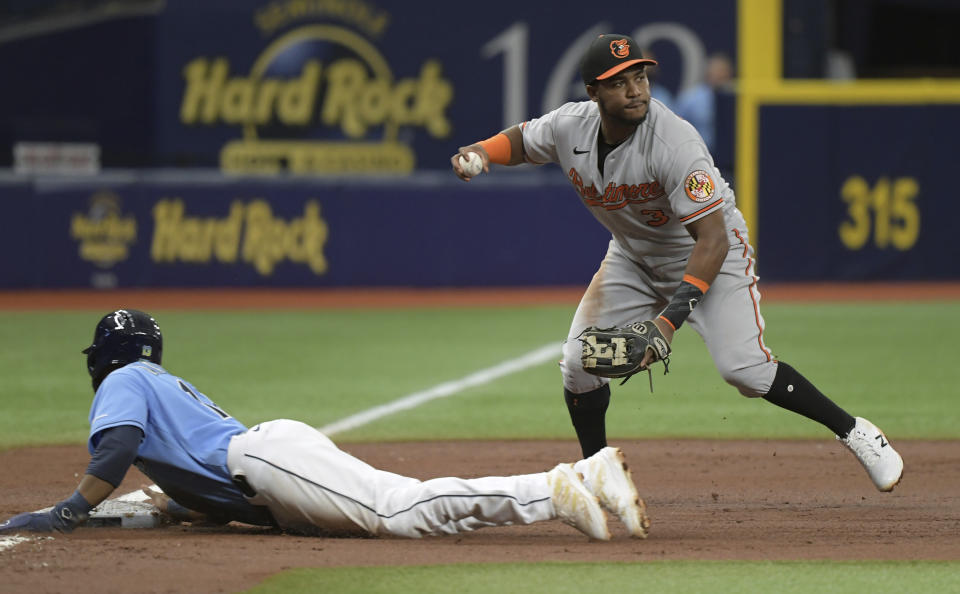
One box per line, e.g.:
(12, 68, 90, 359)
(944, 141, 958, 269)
(657, 281, 704, 330)
(85, 425, 143, 487)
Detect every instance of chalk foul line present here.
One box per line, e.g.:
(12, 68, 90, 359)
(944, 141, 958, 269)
(320, 342, 560, 436)
(0, 535, 34, 551)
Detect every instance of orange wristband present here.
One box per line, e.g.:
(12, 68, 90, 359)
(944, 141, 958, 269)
(657, 315, 677, 332)
(477, 133, 512, 165)
(682, 274, 710, 293)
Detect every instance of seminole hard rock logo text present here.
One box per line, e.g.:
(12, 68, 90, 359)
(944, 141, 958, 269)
(151, 199, 329, 276)
(179, 24, 452, 174)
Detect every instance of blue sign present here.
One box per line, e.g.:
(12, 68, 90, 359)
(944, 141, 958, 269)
(757, 104, 959, 281)
(0, 0, 736, 172)
(0, 172, 611, 288)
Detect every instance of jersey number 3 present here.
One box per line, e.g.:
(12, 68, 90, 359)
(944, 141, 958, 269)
(640, 209, 669, 227)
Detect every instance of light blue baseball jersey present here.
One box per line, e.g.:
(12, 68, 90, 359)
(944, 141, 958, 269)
(88, 361, 272, 525)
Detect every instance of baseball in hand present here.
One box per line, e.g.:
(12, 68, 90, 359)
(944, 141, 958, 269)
(458, 152, 483, 177)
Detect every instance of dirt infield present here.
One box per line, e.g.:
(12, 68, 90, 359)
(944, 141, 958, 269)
(1, 439, 957, 593)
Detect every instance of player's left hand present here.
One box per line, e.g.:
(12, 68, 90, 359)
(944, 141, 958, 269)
(0, 510, 57, 534)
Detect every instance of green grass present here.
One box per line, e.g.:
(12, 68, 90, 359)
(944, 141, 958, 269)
(247, 561, 960, 594)
(0, 302, 958, 448)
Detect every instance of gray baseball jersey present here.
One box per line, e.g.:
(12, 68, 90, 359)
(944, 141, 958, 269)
(521, 99, 777, 397)
(522, 98, 739, 263)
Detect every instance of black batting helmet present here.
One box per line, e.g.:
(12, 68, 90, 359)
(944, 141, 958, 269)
(82, 309, 163, 391)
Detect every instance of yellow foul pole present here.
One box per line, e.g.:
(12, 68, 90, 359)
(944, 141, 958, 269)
(736, 0, 781, 251)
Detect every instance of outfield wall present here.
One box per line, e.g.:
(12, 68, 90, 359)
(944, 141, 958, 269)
(2, 1, 958, 288)
(755, 103, 958, 281)
(735, 0, 960, 282)
(0, 170, 616, 289)
(2, 143, 956, 289)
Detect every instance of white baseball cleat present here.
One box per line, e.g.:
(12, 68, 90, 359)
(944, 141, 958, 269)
(546, 463, 610, 541)
(837, 417, 904, 492)
(574, 447, 650, 538)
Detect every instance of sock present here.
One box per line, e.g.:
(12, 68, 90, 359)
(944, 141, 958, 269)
(564, 384, 611, 458)
(763, 361, 856, 437)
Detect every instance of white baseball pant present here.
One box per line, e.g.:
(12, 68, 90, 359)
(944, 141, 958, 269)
(226, 419, 556, 537)
(560, 238, 778, 397)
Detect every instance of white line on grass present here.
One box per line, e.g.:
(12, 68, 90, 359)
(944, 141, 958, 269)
(320, 342, 560, 436)
(3, 341, 562, 544)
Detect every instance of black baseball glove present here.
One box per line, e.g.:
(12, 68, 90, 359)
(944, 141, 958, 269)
(578, 321, 671, 388)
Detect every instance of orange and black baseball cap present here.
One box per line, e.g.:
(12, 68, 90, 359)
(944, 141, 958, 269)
(580, 34, 658, 84)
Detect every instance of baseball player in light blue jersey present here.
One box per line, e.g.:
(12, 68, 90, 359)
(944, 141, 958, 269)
(452, 33, 903, 493)
(87, 358, 271, 526)
(0, 309, 650, 540)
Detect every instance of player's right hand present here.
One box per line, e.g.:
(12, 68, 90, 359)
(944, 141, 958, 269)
(140, 485, 171, 513)
(141, 485, 206, 522)
(450, 145, 490, 181)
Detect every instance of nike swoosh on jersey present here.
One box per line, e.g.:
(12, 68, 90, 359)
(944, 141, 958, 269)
(93, 414, 109, 422)
(573, 147, 590, 154)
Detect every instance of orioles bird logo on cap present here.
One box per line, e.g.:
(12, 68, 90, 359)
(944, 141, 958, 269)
(609, 39, 630, 58)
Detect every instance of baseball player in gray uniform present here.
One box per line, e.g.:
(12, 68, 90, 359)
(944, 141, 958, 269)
(451, 33, 904, 492)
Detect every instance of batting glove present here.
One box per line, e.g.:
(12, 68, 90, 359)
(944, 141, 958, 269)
(0, 511, 57, 534)
(0, 491, 91, 534)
